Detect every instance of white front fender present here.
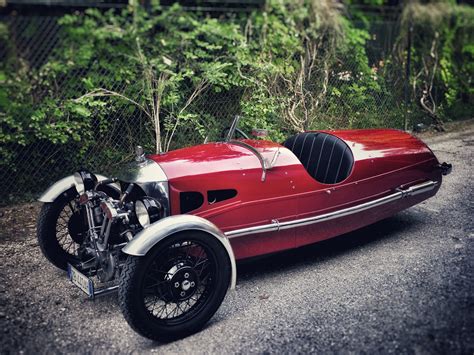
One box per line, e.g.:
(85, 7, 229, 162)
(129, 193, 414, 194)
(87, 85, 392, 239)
(122, 215, 237, 289)
(38, 174, 120, 202)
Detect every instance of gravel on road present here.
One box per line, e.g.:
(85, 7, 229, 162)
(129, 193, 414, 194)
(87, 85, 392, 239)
(1, 121, 473, 354)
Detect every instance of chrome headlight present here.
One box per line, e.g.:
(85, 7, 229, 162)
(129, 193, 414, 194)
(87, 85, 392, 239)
(73, 170, 97, 194)
(135, 197, 162, 228)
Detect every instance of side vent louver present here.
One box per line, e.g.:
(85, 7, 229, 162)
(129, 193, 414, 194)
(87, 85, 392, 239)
(180, 192, 204, 214)
(208, 189, 237, 204)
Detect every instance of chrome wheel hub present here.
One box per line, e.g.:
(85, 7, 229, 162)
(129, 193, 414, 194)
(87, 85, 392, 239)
(181, 280, 191, 291)
(167, 265, 198, 301)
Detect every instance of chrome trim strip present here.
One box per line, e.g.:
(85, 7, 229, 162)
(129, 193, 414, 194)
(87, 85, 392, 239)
(122, 215, 237, 290)
(229, 140, 267, 182)
(225, 180, 438, 239)
(92, 285, 119, 299)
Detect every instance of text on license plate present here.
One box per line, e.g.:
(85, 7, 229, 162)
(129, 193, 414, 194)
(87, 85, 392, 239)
(67, 264, 94, 298)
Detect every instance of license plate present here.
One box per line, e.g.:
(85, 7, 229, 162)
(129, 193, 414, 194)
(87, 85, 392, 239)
(67, 264, 94, 298)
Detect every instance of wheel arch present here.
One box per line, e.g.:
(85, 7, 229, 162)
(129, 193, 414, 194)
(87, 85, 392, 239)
(38, 174, 121, 202)
(122, 215, 237, 289)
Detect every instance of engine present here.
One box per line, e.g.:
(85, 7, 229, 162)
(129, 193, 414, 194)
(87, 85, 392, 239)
(72, 170, 165, 283)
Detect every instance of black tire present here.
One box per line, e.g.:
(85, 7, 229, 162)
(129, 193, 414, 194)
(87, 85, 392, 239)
(37, 187, 83, 270)
(119, 231, 231, 341)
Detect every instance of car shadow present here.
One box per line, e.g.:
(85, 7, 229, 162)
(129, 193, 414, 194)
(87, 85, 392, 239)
(235, 211, 425, 282)
(139, 211, 429, 346)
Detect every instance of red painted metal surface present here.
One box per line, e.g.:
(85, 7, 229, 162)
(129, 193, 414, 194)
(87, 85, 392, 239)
(148, 129, 443, 260)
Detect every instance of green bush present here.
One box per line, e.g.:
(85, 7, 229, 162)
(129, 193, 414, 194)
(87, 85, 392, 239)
(0, 0, 472, 200)
(398, 2, 474, 127)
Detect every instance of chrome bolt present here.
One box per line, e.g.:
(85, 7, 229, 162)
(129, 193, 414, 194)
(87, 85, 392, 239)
(174, 282, 180, 288)
(184, 273, 189, 279)
(180, 291, 186, 297)
(190, 281, 195, 287)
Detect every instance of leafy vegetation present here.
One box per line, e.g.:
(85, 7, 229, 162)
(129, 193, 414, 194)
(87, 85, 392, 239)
(395, 2, 474, 130)
(0, 0, 472, 199)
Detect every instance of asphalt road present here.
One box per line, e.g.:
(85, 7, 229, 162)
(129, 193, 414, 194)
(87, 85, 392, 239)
(1, 123, 473, 354)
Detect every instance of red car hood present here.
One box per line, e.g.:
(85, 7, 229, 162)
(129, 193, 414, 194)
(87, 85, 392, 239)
(147, 140, 299, 181)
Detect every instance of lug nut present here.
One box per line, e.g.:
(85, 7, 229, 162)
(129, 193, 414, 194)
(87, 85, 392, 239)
(180, 291, 186, 297)
(184, 273, 189, 279)
(174, 282, 180, 288)
(190, 282, 195, 287)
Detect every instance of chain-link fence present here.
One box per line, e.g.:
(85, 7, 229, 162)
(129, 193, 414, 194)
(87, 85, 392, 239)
(0, 6, 403, 203)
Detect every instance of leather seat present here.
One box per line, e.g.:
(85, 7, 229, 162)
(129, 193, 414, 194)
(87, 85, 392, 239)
(283, 132, 354, 184)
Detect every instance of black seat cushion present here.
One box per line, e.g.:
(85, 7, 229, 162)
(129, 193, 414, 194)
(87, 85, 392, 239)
(283, 132, 354, 184)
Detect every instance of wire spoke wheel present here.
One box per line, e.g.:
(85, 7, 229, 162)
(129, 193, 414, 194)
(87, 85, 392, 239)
(37, 187, 83, 270)
(119, 232, 231, 341)
(56, 201, 82, 255)
(142, 241, 214, 323)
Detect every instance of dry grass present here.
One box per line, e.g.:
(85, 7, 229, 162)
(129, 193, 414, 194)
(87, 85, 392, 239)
(401, 2, 474, 27)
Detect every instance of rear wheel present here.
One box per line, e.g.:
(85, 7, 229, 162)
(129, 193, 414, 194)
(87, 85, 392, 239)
(118, 231, 231, 341)
(36, 188, 84, 270)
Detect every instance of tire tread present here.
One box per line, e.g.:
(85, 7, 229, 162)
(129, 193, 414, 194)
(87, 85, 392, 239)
(36, 188, 79, 270)
(118, 232, 231, 341)
(119, 256, 159, 340)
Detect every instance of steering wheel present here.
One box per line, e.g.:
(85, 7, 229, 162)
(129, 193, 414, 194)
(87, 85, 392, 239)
(221, 127, 249, 140)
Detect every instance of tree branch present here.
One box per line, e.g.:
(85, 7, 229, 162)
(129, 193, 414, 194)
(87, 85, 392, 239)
(74, 89, 151, 118)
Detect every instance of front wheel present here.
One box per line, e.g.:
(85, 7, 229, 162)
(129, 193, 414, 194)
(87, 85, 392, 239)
(118, 231, 231, 341)
(36, 187, 84, 270)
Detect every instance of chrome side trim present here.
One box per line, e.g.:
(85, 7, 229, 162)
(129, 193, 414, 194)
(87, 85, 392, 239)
(225, 180, 438, 239)
(38, 174, 120, 203)
(122, 215, 237, 290)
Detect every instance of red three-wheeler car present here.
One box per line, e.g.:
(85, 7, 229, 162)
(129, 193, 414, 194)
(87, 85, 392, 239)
(36, 116, 451, 340)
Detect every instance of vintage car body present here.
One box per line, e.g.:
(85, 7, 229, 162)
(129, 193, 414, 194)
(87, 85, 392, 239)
(36, 119, 451, 341)
(142, 129, 443, 260)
